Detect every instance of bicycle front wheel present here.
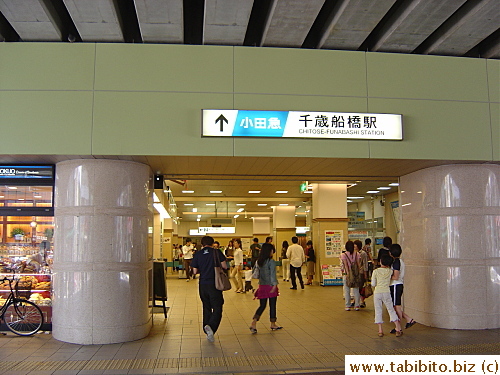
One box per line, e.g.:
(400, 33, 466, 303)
(4, 299, 44, 336)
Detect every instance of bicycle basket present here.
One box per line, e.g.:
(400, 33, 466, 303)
(15, 279, 32, 299)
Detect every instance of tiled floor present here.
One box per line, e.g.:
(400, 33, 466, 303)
(0, 273, 498, 374)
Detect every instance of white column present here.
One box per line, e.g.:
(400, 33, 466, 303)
(53, 159, 153, 344)
(401, 164, 500, 329)
(253, 217, 271, 236)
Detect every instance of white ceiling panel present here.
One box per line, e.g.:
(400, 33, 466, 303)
(135, 0, 183, 43)
(63, 0, 123, 42)
(0, 0, 60, 41)
(263, 0, 324, 47)
(204, 0, 253, 45)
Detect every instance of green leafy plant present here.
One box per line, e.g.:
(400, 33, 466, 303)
(10, 227, 25, 237)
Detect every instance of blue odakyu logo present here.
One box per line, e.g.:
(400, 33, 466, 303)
(232, 111, 288, 138)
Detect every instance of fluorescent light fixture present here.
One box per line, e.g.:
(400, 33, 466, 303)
(153, 203, 171, 219)
(367, 190, 379, 194)
(417, 191, 423, 194)
(197, 218, 200, 222)
(378, 187, 391, 190)
(237, 208, 244, 212)
(401, 203, 412, 207)
(206, 203, 215, 206)
(192, 208, 198, 212)
(182, 190, 194, 193)
(389, 183, 399, 186)
(34, 195, 42, 198)
(347, 196, 364, 199)
(153, 193, 160, 203)
(210, 190, 222, 193)
(347, 200, 353, 203)
(18, 198, 25, 200)
(7, 186, 17, 189)
(248, 190, 261, 193)
(258, 203, 267, 206)
(348, 183, 357, 188)
(234, 215, 239, 218)
(276, 190, 288, 194)
(0, 195, 4, 198)
(304, 190, 313, 193)
(279, 204, 288, 206)
(236, 203, 246, 206)
(197, 214, 201, 218)
(184, 203, 193, 206)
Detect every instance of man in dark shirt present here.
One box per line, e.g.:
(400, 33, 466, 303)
(250, 237, 261, 267)
(191, 236, 227, 342)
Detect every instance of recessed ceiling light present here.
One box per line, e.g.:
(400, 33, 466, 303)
(367, 190, 379, 194)
(182, 190, 194, 193)
(347, 196, 364, 199)
(389, 183, 399, 186)
(196, 218, 200, 222)
(234, 215, 239, 218)
(192, 208, 198, 212)
(210, 190, 222, 193)
(304, 191, 313, 193)
(347, 200, 353, 203)
(18, 198, 25, 200)
(0, 195, 4, 198)
(402, 203, 411, 207)
(258, 204, 267, 206)
(279, 204, 288, 206)
(378, 187, 391, 190)
(417, 191, 422, 194)
(276, 190, 288, 194)
(184, 203, 193, 206)
(249, 190, 261, 194)
(206, 203, 215, 206)
(236, 203, 246, 206)
(7, 186, 17, 190)
(34, 195, 42, 198)
(237, 208, 244, 212)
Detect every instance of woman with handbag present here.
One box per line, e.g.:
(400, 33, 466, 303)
(341, 240, 362, 311)
(355, 240, 369, 307)
(249, 243, 282, 334)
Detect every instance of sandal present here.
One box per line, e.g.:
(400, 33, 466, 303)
(396, 330, 403, 337)
(270, 326, 283, 331)
(249, 327, 257, 334)
(405, 319, 416, 329)
(378, 332, 384, 337)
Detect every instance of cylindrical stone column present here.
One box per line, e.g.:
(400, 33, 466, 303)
(401, 164, 500, 329)
(53, 159, 152, 344)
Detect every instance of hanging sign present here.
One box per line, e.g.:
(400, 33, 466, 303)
(202, 110, 403, 140)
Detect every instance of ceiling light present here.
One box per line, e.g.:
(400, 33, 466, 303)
(378, 187, 391, 190)
(34, 195, 42, 198)
(182, 190, 194, 193)
(367, 190, 379, 194)
(197, 214, 201, 217)
(279, 204, 288, 206)
(347, 196, 364, 199)
(210, 190, 222, 193)
(347, 200, 353, 203)
(184, 203, 193, 206)
(276, 190, 288, 194)
(206, 203, 215, 206)
(304, 190, 313, 193)
(389, 183, 399, 186)
(417, 191, 422, 194)
(18, 198, 25, 200)
(196, 218, 200, 222)
(236, 203, 246, 206)
(7, 187, 17, 190)
(234, 215, 239, 218)
(237, 208, 244, 212)
(258, 204, 267, 206)
(0, 195, 4, 198)
(248, 190, 261, 194)
(192, 208, 197, 212)
(401, 203, 411, 207)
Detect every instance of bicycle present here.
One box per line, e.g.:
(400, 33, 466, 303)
(0, 276, 44, 336)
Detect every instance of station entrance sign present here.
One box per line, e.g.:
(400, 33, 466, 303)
(202, 110, 403, 140)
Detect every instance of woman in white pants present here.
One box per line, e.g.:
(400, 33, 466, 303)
(231, 238, 244, 292)
(280, 240, 290, 281)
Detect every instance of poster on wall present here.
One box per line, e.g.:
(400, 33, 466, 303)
(325, 230, 344, 258)
(321, 265, 343, 286)
(390, 201, 400, 233)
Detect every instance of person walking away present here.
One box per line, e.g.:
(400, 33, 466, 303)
(265, 236, 273, 244)
(243, 265, 254, 293)
(182, 238, 194, 281)
(286, 236, 305, 290)
(362, 238, 374, 277)
(341, 240, 362, 310)
(249, 243, 282, 334)
(355, 239, 369, 307)
(304, 240, 316, 285)
(231, 238, 244, 293)
(389, 244, 416, 333)
(250, 238, 261, 267)
(224, 240, 235, 275)
(191, 236, 227, 342)
(376, 236, 392, 267)
(371, 255, 403, 337)
(280, 241, 290, 282)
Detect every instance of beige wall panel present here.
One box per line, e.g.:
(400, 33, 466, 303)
(94, 44, 233, 93)
(366, 53, 489, 102)
(234, 47, 366, 97)
(487, 59, 499, 103)
(92, 91, 234, 155)
(491, 103, 500, 161)
(232, 94, 369, 158)
(368, 98, 492, 160)
(0, 91, 93, 154)
(0, 43, 95, 91)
